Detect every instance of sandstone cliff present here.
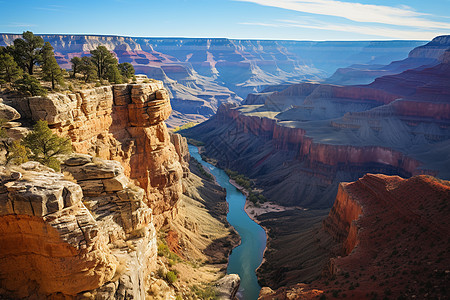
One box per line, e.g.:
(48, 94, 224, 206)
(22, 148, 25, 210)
(259, 174, 450, 299)
(8, 82, 184, 228)
(0, 156, 157, 299)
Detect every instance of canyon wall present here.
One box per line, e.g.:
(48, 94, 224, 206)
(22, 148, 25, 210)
(0, 35, 424, 126)
(9, 82, 184, 227)
(327, 35, 450, 85)
(185, 45, 450, 208)
(259, 174, 450, 299)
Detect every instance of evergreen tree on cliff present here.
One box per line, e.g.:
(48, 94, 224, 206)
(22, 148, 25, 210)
(12, 31, 44, 75)
(118, 62, 135, 80)
(41, 42, 64, 89)
(14, 74, 47, 96)
(90, 45, 116, 80)
(22, 120, 72, 171)
(70, 56, 82, 78)
(0, 52, 22, 85)
(106, 62, 122, 84)
(79, 56, 97, 82)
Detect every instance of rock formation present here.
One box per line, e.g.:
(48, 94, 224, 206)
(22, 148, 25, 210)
(0, 156, 157, 299)
(260, 174, 450, 299)
(8, 82, 184, 227)
(0, 35, 424, 126)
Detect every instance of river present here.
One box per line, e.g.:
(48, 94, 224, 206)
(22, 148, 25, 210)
(188, 145, 267, 300)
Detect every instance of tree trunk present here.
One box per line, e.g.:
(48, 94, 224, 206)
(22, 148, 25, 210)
(28, 58, 34, 75)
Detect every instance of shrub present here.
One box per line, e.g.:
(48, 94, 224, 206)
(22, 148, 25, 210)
(22, 120, 72, 170)
(14, 73, 47, 96)
(166, 271, 177, 284)
(7, 140, 30, 164)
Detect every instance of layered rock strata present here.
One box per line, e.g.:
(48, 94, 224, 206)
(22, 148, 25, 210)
(0, 35, 425, 126)
(259, 174, 450, 299)
(9, 82, 184, 227)
(0, 156, 157, 299)
(184, 48, 450, 208)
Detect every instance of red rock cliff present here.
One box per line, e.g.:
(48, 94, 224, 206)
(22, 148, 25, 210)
(13, 82, 184, 227)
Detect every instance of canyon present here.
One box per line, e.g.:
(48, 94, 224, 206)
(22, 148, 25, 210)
(182, 36, 450, 296)
(0, 34, 425, 126)
(0, 32, 448, 300)
(0, 81, 239, 299)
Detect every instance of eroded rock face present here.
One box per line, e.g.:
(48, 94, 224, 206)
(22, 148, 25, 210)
(0, 156, 158, 299)
(10, 82, 184, 227)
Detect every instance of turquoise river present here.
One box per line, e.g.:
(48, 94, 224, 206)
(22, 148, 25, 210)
(188, 145, 267, 300)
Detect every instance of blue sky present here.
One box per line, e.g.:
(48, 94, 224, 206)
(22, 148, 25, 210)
(1, 0, 449, 40)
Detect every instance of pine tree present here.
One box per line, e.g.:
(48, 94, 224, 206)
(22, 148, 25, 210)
(70, 56, 82, 78)
(14, 73, 47, 96)
(22, 120, 72, 171)
(90, 45, 117, 80)
(12, 31, 44, 75)
(106, 62, 122, 84)
(118, 62, 135, 81)
(0, 52, 22, 85)
(41, 42, 64, 89)
(79, 56, 97, 82)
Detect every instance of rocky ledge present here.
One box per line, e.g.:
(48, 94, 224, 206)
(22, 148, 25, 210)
(0, 154, 158, 299)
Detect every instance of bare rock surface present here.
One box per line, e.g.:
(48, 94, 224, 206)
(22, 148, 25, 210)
(0, 155, 158, 299)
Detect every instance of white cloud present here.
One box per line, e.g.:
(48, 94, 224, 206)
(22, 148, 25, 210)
(235, 0, 450, 30)
(240, 20, 447, 40)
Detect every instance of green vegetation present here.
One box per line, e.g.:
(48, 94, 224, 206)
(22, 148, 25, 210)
(90, 45, 117, 80)
(225, 169, 251, 189)
(14, 73, 47, 96)
(191, 157, 214, 181)
(78, 56, 97, 83)
(8, 120, 72, 171)
(70, 56, 82, 78)
(186, 138, 205, 147)
(0, 52, 22, 85)
(172, 122, 198, 132)
(157, 240, 180, 262)
(118, 62, 135, 80)
(11, 31, 44, 75)
(0, 31, 65, 94)
(0, 31, 138, 95)
(41, 42, 64, 89)
(166, 271, 178, 284)
(225, 168, 267, 205)
(190, 284, 217, 299)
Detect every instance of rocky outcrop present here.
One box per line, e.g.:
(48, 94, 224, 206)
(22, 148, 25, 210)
(258, 174, 450, 299)
(0, 156, 157, 299)
(321, 174, 450, 298)
(9, 82, 184, 227)
(215, 274, 240, 300)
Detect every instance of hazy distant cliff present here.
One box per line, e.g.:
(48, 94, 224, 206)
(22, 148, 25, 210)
(328, 35, 450, 85)
(0, 34, 424, 126)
